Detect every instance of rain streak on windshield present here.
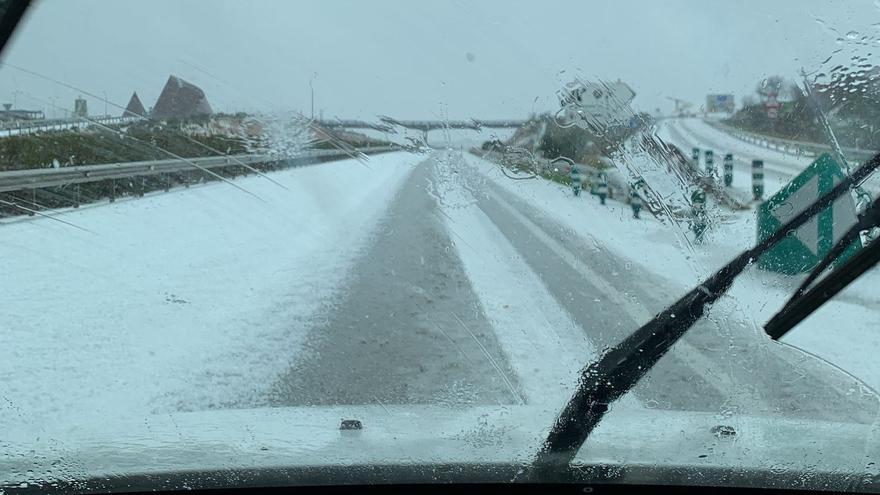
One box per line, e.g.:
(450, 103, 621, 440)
(1, 0, 880, 493)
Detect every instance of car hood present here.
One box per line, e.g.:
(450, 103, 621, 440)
(3, 399, 880, 493)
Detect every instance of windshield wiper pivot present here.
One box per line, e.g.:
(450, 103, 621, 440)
(764, 195, 880, 340)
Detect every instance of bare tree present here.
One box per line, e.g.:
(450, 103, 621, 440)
(756, 75, 799, 101)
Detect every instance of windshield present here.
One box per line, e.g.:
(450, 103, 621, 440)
(3, 0, 880, 492)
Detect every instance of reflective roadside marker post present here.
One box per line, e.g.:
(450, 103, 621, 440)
(691, 148, 700, 169)
(630, 185, 643, 219)
(596, 173, 609, 205)
(723, 153, 734, 187)
(705, 150, 714, 176)
(752, 159, 764, 201)
(691, 189, 707, 242)
(570, 163, 582, 196)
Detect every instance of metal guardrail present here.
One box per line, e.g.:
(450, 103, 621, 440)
(319, 117, 528, 133)
(0, 116, 142, 137)
(0, 146, 398, 194)
(705, 120, 876, 162)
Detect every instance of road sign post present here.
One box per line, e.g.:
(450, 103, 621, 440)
(723, 153, 734, 187)
(752, 159, 764, 201)
(691, 189, 707, 242)
(756, 153, 861, 274)
(704, 150, 714, 176)
(765, 93, 781, 119)
(691, 148, 700, 169)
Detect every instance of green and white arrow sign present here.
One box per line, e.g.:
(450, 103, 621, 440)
(756, 153, 862, 274)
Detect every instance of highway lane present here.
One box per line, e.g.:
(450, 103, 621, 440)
(676, 119, 813, 175)
(270, 159, 524, 407)
(663, 118, 880, 198)
(468, 157, 876, 422)
(268, 153, 878, 423)
(658, 118, 795, 197)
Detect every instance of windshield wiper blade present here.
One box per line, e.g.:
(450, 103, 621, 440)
(764, 195, 880, 340)
(0, 0, 30, 58)
(531, 150, 880, 477)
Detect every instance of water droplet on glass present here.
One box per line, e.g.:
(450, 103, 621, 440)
(770, 464, 788, 475)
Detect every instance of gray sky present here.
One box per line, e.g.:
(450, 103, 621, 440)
(1, 0, 878, 120)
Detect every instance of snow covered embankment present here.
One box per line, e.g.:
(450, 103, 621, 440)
(0, 152, 419, 439)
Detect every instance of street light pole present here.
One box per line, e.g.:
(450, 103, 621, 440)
(103, 91, 108, 117)
(310, 72, 316, 120)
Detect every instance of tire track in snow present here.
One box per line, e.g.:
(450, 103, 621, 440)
(269, 158, 523, 407)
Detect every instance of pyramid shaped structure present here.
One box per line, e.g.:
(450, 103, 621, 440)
(122, 92, 146, 117)
(151, 75, 213, 120)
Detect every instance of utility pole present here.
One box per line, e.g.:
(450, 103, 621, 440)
(310, 72, 316, 120)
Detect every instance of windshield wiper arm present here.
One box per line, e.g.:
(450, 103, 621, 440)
(0, 0, 30, 58)
(531, 150, 880, 477)
(764, 195, 880, 340)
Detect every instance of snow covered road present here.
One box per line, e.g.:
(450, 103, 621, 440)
(449, 152, 877, 422)
(657, 117, 880, 198)
(656, 117, 809, 198)
(3, 148, 879, 447)
(268, 151, 876, 423)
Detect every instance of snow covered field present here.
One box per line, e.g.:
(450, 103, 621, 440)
(0, 152, 420, 438)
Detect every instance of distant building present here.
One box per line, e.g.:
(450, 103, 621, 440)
(123, 92, 146, 118)
(73, 97, 88, 118)
(151, 75, 213, 120)
(0, 103, 43, 121)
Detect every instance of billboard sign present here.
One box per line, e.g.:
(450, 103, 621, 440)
(706, 94, 735, 113)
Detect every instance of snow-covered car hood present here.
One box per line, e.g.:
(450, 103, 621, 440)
(4, 400, 879, 493)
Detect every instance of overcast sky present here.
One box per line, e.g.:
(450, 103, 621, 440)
(1, 0, 878, 120)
